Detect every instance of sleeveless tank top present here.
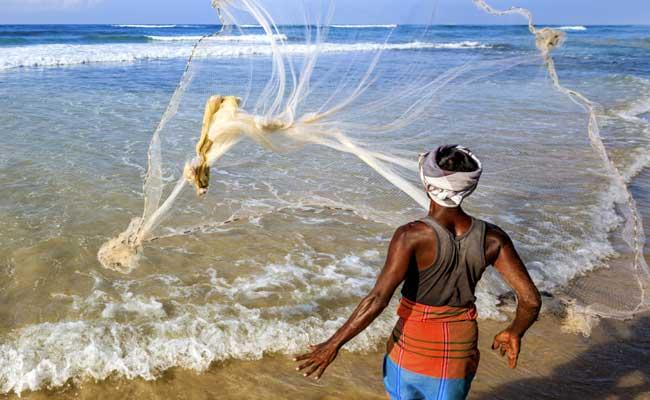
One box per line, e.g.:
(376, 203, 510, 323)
(400, 216, 488, 307)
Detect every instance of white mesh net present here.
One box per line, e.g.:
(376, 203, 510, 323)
(98, 0, 649, 322)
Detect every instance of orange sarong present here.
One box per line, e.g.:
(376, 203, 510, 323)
(385, 297, 479, 399)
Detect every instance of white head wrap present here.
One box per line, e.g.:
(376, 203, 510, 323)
(418, 144, 483, 208)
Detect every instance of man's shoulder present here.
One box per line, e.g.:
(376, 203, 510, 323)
(393, 220, 436, 245)
(480, 220, 515, 264)
(483, 221, 512, 247)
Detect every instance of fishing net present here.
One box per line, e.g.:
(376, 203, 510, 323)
(99, 0, 649, 324)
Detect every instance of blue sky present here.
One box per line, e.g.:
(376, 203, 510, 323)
(1, 0, 649, 25)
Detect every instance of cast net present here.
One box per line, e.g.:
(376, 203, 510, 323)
(98, 0, 649, 323)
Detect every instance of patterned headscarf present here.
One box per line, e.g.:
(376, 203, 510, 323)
(418, 145, 482, 208)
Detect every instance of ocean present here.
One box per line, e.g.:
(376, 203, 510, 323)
(0, 23, 649, 397)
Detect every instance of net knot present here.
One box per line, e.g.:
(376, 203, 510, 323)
(211, 0, 231, 9)
(535, 28, 565, 54)
(255, 115, 292, 131)
(97, 217, 144, 273)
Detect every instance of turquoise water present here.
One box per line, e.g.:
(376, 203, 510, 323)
(0, 23, 648, 395)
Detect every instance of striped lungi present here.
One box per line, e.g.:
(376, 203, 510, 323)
(384, 297, 480, 400)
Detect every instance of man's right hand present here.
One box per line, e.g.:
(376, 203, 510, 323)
(492, 329, 521, 369)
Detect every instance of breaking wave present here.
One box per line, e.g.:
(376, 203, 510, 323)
(0, 41, 491, 70)
(0, 251, 395, 395)
(146, 34, 288, 42)
(330, 24, 398, 29)
(557, 25, 587, 31)
(113, 24, 179, 28)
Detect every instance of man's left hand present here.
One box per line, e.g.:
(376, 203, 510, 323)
(491, 329, 521, 369)
(294, 341, 340, 380)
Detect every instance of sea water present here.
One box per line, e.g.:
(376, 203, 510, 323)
(0, 23, 648, 395)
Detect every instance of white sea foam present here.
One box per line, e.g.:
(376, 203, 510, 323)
(0, 251, 394, 395)
(556, 25, 587, 31)
(0, 306, 397, 395)
(616, 95, 650, 125)
(113, 24, 178, 28)
(146, 34, 288, 42)
(146, 35, 206, 41)
(614, 94, 650, 180)
(330, 24, 398, 29)
(0, 41, 490, 70)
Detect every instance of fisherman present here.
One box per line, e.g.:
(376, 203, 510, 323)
(295, 145, 542, 400)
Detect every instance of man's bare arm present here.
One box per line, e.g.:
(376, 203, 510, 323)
(487, 225, 542, 368)
(294, 223, 420, 379)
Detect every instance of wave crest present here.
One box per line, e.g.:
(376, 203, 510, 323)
(146, 34, 288, 42)
(557, 25, 587, 31)
(113, 24, 178, 28)
(0, 41, 491, 70)
(330, 24, 398, 29)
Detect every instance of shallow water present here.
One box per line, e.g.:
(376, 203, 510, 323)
(0, 23, 649, 396)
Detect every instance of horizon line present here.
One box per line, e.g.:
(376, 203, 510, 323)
(1, 22, 648, 26)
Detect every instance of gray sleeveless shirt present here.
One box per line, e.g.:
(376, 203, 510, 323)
(401, 216, 489, 307)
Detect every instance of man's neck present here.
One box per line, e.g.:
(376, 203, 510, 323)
(427, 201, 470, 226)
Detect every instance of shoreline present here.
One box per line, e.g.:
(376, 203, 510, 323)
(7, 310, 649, 400)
